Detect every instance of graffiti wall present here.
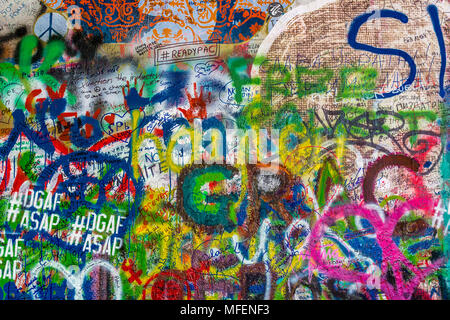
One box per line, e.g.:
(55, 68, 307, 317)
(0, 0, 448, 301)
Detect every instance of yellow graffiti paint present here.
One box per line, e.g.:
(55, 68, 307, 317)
(166, 126, 194, 173)
(132, 132, 167, 178)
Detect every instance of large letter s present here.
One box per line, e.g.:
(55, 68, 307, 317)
(348, 10, 416, 99)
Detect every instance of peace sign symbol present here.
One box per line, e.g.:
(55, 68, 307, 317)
(34, 12, 68, 42)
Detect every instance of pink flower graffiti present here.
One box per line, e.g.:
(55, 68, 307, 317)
(309, 197, 443, 300)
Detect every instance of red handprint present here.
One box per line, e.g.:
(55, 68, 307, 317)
(178, 83, 211, 122)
